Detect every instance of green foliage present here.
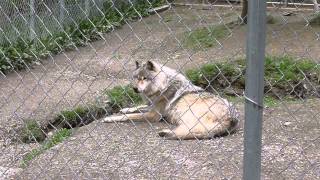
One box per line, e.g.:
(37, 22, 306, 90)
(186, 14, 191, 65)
(266, 14, 277, 24)
(21, 128, 72, 167)
(54, 106, 89, 128)
(182, 25, 230, 50)
(310, 13, 320, 25)
(42, 128, 72, 150)
(226, 95, 296, 108)
(186, 56, 319, 97)
(0, 0, 165, 74)
(51, 104, 107, 129)
(264, 56, 318, 84)
(264, 96, 278, 107)
(185, 59, 245, 89)
(105, 85, 143, 110)
(21, 149, 42, 168)
(20, 120, 46, 143)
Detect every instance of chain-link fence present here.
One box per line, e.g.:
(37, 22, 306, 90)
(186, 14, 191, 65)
(0, 0, 319, 179)
(0, 0, 107, 44)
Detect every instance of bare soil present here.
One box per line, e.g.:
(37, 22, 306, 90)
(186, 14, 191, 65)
(0, 5, 319, 179)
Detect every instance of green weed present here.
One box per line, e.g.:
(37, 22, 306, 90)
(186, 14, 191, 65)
(310, 13, 320, 25)
(53, 106, 89, 129)
(21, 128, 72, 167)
(19, 120, 46, 143)
(226, 95, 297, 108)
(51, 105, 107, 129)
(186, 56, 319, 98)
(0, 0, 165, 74)
(182, 25, 230, 50)
(105, 85, 143, 110)
(264, 96, 278, 107)
(266, 14, 278, 24)
(185, 59, 245, 89)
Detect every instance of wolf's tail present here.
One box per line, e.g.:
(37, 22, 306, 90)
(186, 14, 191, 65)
(228, 103, 240, 134)
(218, 98, 240, 136)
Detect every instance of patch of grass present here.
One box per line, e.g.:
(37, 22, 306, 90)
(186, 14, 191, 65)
(265, 96, 299, 107)
(19, 102, 108, 145)
(21, 149, 42, 168)
(0, 0, 165, 74)
(53, 106, 89, 129)
(226, 95, 297, 108)
(182, 25, 230, 50)
(19, 120, 46, 143)
(42, 128, 72, 150)
(186, 56, 319, 98)
(225, 96, 243, 104)
(21, 128, 72, 167)
(264, 56, 318, 84)
(50, 105, 107, 129)
(105, 85, 143, 110)
(186, 59, 245, 90)
(310, 13, 320, 25)
(264, 96, 278, 107)
(267, 14, 278, 24)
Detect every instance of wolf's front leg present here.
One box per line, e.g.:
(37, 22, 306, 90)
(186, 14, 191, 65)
(119, 105, 149, 114)
(102, 111, 160, 123)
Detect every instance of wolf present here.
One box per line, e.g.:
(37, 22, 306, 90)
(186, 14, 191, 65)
(103, 61, 239, 140)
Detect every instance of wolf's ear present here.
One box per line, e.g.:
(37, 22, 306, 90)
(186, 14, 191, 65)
(135, 61, 140, 69)
(146, 61, 155, 71)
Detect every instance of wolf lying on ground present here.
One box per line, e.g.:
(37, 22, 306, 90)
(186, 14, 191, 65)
(103, 61, 239, 140)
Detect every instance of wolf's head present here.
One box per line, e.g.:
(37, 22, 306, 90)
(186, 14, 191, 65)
(132, 61, 167, 97)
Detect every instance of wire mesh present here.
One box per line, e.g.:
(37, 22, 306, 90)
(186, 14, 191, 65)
(0, 0, 319, 179)
(0, 0, 107, 45)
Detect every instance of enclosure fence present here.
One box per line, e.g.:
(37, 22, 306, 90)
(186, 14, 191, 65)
(0, 0, 106, 44)
(0, 0, 319, 179)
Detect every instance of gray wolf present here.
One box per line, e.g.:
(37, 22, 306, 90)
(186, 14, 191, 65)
(103, 61, 239, 140)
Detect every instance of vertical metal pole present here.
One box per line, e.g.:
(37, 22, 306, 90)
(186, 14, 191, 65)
(29, 0, 36, 40)
(60, 0, 65, 26)
(243, 0, 267, 179)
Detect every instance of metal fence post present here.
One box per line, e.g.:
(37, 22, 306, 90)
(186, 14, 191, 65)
(29, 0, 36, 40)
(243, 0, 267, 179)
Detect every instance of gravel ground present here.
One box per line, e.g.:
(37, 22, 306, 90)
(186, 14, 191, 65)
(17, 100, 320, 179)
(0, 5, 320, 179)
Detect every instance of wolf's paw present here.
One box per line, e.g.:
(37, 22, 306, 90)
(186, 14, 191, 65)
(119, 107, 137, 114)
(102, 115, 126, 123)
(120, 105, 148, 114)
(158, 129, 175, 138)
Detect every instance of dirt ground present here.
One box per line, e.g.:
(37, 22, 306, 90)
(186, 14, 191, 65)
(0, 5, 320, 179)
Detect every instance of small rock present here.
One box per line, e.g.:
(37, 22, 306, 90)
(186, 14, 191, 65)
(283, 121, 292, 127)
(47, 131, 54, 137)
